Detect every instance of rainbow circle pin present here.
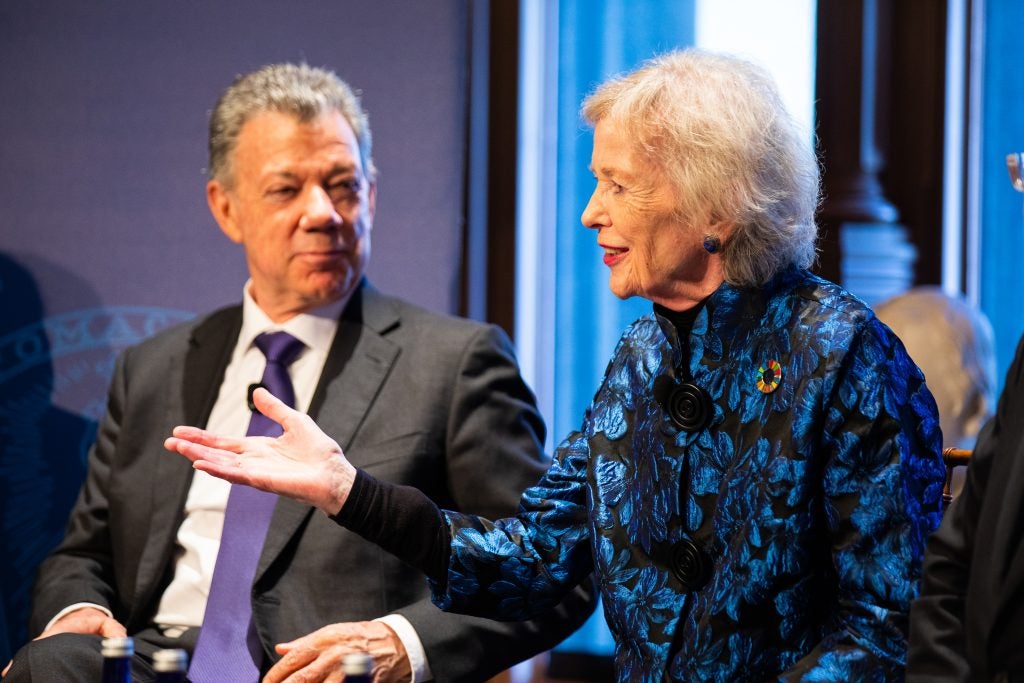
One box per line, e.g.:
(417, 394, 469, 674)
(756, 359, 782, 394)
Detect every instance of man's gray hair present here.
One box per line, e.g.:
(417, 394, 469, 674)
(208, 63, 374, 186)
(582, 49, 820, 287)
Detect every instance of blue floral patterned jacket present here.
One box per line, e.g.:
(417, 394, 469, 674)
(434, 268, 945, 682)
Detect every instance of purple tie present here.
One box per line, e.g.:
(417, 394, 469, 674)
(189, 331, 306, 683)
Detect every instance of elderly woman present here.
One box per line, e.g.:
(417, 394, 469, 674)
(167, 49, 945, 682)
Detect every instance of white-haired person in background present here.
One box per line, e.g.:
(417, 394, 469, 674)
(876, 287, 996, 501)
(876, 287, 996, 453)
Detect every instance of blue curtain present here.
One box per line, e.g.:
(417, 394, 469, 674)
(549, 0, 696, 655)
(979, 0, 1024, 390)
(552, 0, 696, 445)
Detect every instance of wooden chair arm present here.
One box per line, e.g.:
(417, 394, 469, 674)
(941, 447, 972, 508)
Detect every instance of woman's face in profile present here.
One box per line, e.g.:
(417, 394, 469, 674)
(580, 118, 716, 310)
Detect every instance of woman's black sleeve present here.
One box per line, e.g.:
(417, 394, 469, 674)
(330, 468, 451, 581)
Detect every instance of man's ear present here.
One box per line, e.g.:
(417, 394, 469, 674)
(207, 179, 243, 244)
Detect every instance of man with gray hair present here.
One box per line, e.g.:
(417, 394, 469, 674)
(5, 63, 592, 682)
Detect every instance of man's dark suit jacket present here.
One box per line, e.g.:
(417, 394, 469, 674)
(29, 281, 593, 681)
(909, 335, 1024, 682)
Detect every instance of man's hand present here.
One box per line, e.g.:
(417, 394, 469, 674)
(264, 621, 412, 683)
(2, 607, 127, 677)
(35, 607, 126, 640)
(164, 387, 356, 515)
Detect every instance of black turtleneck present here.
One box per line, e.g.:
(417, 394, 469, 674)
(653, 301, 707, 343)
(654, 301, 709, 376)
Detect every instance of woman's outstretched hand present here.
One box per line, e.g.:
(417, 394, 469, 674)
(164, 387, 356, 515)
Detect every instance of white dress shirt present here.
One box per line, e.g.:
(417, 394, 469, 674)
(52, 282, 431, 681)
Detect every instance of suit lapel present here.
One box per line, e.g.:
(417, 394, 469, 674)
(309, 283, 402, 452)
(132, 307, 242, 617)
(257, 283, 401, 580)
(181, 307, 243, 429)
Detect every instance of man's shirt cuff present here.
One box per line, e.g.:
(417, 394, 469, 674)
(375, 613, 432, 682)
(45, 603, 114, 633)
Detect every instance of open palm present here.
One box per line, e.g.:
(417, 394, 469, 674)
(164, 387, 355, 515)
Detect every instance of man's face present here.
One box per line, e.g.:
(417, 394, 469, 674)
(207, 109, 375, 321)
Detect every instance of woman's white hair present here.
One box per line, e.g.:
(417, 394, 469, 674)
(582, 49, 820, 287)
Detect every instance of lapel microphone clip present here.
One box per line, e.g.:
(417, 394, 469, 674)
(247, 382, 266, 412)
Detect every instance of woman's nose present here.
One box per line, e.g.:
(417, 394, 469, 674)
(580, 189, 606, 230)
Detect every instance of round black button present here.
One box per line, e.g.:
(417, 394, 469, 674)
(671, 538, 710, 591)
(665, 382, 712, 432)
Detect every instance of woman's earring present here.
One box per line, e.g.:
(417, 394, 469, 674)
(702, 234, 721, 254)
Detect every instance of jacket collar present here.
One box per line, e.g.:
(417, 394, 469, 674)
(652, 266, 813, 370)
